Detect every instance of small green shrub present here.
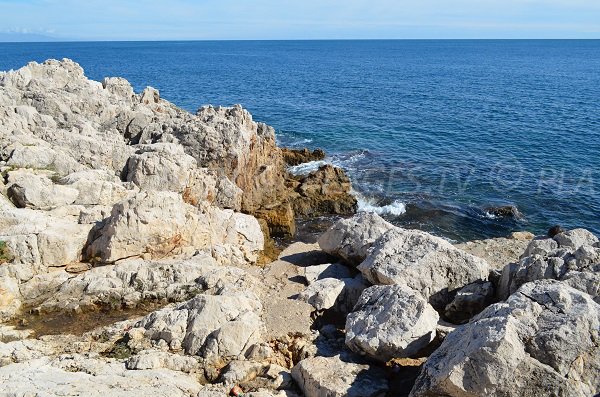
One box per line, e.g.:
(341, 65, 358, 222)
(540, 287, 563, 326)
(0, 241, 13, 264)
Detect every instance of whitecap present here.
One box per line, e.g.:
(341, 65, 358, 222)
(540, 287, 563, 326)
(358, 198, 407, 216)
(287, 160, 328, 176)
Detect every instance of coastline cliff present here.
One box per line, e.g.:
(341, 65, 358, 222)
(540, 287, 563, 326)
(0, 59, 598, 397)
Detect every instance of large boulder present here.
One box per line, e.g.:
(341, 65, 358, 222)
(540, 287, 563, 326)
(318, 212, 396, 266)
(291, 355, 389, 397)
(410, 280, 600, 397)
(345, 285, 439, 361)
(87, 191, 263, 265)
(358, 228, 490, 309)
(133, 289, 264, 361)
(498, 229, 600, 301)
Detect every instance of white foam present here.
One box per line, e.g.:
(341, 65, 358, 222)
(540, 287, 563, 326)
(358, 198, 407, 216)
(287, 160, 328, 176)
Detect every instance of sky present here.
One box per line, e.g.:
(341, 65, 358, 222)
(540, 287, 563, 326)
(0, 0, 599, 41)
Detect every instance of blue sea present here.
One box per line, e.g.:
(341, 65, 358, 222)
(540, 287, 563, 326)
(1, 40, 599, 241)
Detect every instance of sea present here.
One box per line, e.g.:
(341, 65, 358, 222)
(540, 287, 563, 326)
(1, 40, 599, 242)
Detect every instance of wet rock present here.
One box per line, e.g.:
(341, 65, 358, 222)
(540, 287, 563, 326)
(292, 355, 389, 397)
(345, 285, 439, 361)
(281, 148, 326, 166)
(358, 228, 490, 309)
(291, 165, 357, 218)
(410, 280, 600, 397)
(548, 225, 566, 238)
(318, 212, 396, 266)
(486, 205, 522, 218)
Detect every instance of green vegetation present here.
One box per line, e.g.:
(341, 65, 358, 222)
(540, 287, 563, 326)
(0, 241, 13, 264)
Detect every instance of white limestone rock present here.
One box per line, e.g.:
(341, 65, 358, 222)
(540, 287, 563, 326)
(291, 354, 388, 397)
(345, 285, 439, 361)
(134, 288, 264, 362)
(410, 280, 600, 397)
(298, 278, 346, 311)
(87, 191, 263, 264)
(0, 354, 202, 397)
(304, 263, 353, 284)
(554, 228, 599, 249)
(318, 212, 396, 266)
(358, 228, 490, 309)
(6, 170, 79, 210)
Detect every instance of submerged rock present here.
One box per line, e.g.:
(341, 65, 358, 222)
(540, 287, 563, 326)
(281, 148, 326, 166)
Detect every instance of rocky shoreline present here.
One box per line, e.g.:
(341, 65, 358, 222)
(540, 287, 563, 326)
(0, 59, 598, 397)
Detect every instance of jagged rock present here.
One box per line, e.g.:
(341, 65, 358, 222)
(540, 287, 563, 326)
(133, 288, 264, 362)
(281, 148, 326, 166)
(498, 230, 600, 301)
(345, 285, 439, 361)
(87, 191, 263, 264)
(443, 281, 495, 324)
(291, 164, 357, 218)
(521, 236, 559, 258)
(318, 212, 396, 266)
(0, 354, 203, 396)
(291, 354, 389, 397)
(553, 228, 599, 249)
(410, 280, 600, 397)
(60, 169, 134, 206)
(125, 143, 242, 210)
(358, 228, 490, 309)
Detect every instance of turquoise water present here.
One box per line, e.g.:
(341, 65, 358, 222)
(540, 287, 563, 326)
(1, 40, 599, 241)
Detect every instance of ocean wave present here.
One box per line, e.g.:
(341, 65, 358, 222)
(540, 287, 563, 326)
(357, 197, 407, 216)
(287, 160, 328, 176)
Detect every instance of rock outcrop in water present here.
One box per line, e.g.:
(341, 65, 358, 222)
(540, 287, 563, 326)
(0, 59, 598, 397)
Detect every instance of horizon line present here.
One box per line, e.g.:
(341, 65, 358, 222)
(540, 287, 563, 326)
(1, 37, 600, 44)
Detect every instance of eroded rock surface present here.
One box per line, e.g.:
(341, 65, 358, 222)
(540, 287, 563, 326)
(410, 280, 600, 397)
(292, 354, 389, 397)
(358, 228, 490, 309)
(318, 212, 396, 266)
(345, 285, 439, 361)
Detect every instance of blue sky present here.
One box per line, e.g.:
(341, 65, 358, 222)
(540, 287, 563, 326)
(1, 0, 599, 40)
